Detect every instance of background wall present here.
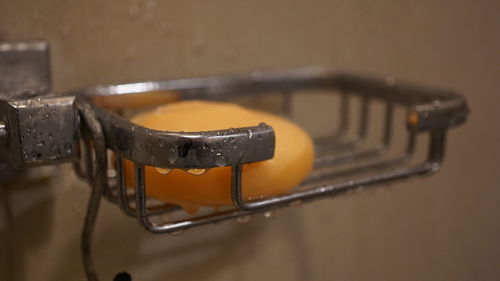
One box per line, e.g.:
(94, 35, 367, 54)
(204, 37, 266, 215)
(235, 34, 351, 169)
(0, 1, 499, 280)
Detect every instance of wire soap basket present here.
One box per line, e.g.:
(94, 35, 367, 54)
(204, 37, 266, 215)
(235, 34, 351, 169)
(0, 41, 469, 281)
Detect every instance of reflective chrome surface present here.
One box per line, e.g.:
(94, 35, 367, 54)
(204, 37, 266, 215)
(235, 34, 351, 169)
(0, 41, 470, 281)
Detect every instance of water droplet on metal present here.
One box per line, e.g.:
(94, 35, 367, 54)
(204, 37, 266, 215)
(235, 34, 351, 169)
(169, 229, 184, 236)
(263, 210, 276, 219)
(237, 215, 252, 224)
(215, 153, 226, 167)
(64, 143, 72, 153)
(187, 168, 207, 176)
(168, 148, 178, 163)
(49, 143, 60, 156)
(431, 162, 440, 171)
(155, 167, 172, 174)
(107, 169, 117, 178)
(289, 200, 303, 208)
(158, 138, 165, 147)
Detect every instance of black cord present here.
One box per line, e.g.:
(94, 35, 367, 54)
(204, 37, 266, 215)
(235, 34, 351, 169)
(113, 272, 132, 281)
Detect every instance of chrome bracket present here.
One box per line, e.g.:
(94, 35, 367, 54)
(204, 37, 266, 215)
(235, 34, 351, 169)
(0, 41, 79, 169)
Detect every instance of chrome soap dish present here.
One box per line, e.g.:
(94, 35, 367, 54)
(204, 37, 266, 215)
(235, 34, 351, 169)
(0, 41, 469, 281)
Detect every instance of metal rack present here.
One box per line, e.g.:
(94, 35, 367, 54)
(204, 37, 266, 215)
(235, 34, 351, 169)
(0, 41, 469, 281)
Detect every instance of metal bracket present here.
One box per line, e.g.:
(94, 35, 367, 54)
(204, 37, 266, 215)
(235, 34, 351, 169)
(0, 96, 80, 167)
(0, 40, 51, 100)
(0, 40, 79, 168)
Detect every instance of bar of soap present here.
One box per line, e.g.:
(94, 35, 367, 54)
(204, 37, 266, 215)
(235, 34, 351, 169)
(124, 100, 314, 213)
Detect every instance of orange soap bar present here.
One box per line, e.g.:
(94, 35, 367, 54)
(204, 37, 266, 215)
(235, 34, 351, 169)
(124, 100, 314, 213)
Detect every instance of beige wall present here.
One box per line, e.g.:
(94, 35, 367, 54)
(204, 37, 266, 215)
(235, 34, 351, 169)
(1, 1, 499, 280)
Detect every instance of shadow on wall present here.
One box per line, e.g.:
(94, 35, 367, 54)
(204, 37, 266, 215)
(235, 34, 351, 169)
(0, 163, 311, 281)
(0, 168, 56, 281)
(125, 211, 312, 281)
(49, 197, 312, 281)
